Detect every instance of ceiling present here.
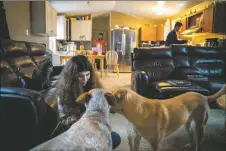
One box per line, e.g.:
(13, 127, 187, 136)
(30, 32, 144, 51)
(50, 1, 202, 20)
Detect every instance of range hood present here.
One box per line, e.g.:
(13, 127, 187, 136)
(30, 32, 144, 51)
(180, 26, 203, 35)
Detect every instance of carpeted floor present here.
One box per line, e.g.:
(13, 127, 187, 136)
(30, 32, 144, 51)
(99, 73, 226, 151)
(110, 110, 225, 151)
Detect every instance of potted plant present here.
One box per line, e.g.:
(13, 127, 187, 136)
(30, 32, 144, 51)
(79, 35, 86, 51)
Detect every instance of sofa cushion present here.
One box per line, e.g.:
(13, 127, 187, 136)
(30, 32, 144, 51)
(0, 60, 22, 87)
(151, 80, 210, 98)
(191, 58, 225, 77)
(1, 39, 28, 57)
(188, 46, 226, 78)
(133, 47, 172, 60)
(185, 74, 208, 82)
(133, 47, 175, 81)
(9, 56, 37, 78)
(133, 59, 175, 80)
(173, 56, 191, 68)
(25, 42, 51, 66)
(207, 78, 225, 93)
(25, 42, 46, 56)
(188, 46, 225, 57)
(171, 44, 191, 68)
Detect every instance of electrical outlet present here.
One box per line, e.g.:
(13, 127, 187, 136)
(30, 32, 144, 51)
(26, 29, 29, 36)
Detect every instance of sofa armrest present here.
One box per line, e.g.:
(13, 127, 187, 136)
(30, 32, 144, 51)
(0, 87, 57, 149)
(131, 71, 149, 96)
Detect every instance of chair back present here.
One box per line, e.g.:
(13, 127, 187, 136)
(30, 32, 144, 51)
(106, 51, 118, 65)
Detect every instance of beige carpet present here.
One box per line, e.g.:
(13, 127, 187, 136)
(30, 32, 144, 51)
(98, 72, 131, 91)
(98, 72, 225, 151)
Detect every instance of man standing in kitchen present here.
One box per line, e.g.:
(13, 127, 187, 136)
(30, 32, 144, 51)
(94, 33, 107, 55)
(94, 33, 107, 69)
(165, 22, 187, 46)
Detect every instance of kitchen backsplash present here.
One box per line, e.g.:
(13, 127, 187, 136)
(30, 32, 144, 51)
(56, 40, 92, 51)
(73, 41, 92, 50)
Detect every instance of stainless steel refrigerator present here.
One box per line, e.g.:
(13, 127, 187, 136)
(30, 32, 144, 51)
(110, 29, 136, 72)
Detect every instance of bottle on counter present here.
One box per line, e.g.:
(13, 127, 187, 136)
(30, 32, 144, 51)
(80, 45, 84, 51)
(97, 43, 102, 55)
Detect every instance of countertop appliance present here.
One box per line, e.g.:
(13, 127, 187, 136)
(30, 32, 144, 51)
(111, 29, 136, 72)
(205, 38, 219, 47)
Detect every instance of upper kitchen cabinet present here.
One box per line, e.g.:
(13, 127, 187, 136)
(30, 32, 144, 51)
(156, 25, 164, 41)
(202, 6, 214, 32)
(56, 15, 67, 40)
(71, 18, 92, 41)
(30, 1, 57, 36)
(140, 27, 156, 41)
(212, 1, 226, 34)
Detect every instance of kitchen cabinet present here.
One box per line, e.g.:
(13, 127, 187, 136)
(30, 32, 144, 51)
(140, 27, 156, 41)
(31, 1, 57, 36)
(156, 25, 164, 41)
(51, 7, 57, 36)
(212, 1, 226, 34)
(71, 19, 92, 41)
(56, 15, 67, 40)
(203, 6, 214, 32)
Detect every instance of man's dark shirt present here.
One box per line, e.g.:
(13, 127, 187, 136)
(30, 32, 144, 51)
(165, 30, 187, 46)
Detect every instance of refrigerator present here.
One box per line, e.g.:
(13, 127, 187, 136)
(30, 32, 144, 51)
(110, 29, 136, 72)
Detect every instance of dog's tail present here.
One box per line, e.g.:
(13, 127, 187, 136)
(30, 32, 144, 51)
(206, 85, 226, 104)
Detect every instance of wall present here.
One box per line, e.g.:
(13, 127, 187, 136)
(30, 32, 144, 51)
(110, 11, 164, 45)
(110, 11, 164, 29)
(170, 1, 226, 45)
(3, 1, 49, 48)
(170, 1, 215, 28)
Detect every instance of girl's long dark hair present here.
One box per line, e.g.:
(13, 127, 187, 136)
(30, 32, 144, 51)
(56, 55, 97, 107)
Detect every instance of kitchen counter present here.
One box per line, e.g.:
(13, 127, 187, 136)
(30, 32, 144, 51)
(180, 32, 226, 46)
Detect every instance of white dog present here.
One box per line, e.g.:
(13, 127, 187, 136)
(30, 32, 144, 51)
(30, 88, 116, 151)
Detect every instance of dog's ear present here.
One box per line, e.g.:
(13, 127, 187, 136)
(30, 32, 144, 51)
(113, 88, 127, 100)
(105, 92, 117, 106)
(76, 92, 91, 104)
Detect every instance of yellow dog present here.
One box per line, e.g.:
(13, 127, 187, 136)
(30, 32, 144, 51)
(110, 85, 226, 151)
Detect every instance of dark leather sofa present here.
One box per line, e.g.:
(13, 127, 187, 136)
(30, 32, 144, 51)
(0, 87, 57, 151)
(0, 39, 61, 90)
(131, 45, 226, 100)
(0, 39, 61, 150)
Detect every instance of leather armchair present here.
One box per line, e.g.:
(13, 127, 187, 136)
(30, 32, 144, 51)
(0, 87, 57, 151)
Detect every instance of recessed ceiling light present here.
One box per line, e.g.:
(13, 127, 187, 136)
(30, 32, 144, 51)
(177, 3, 184, 7)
